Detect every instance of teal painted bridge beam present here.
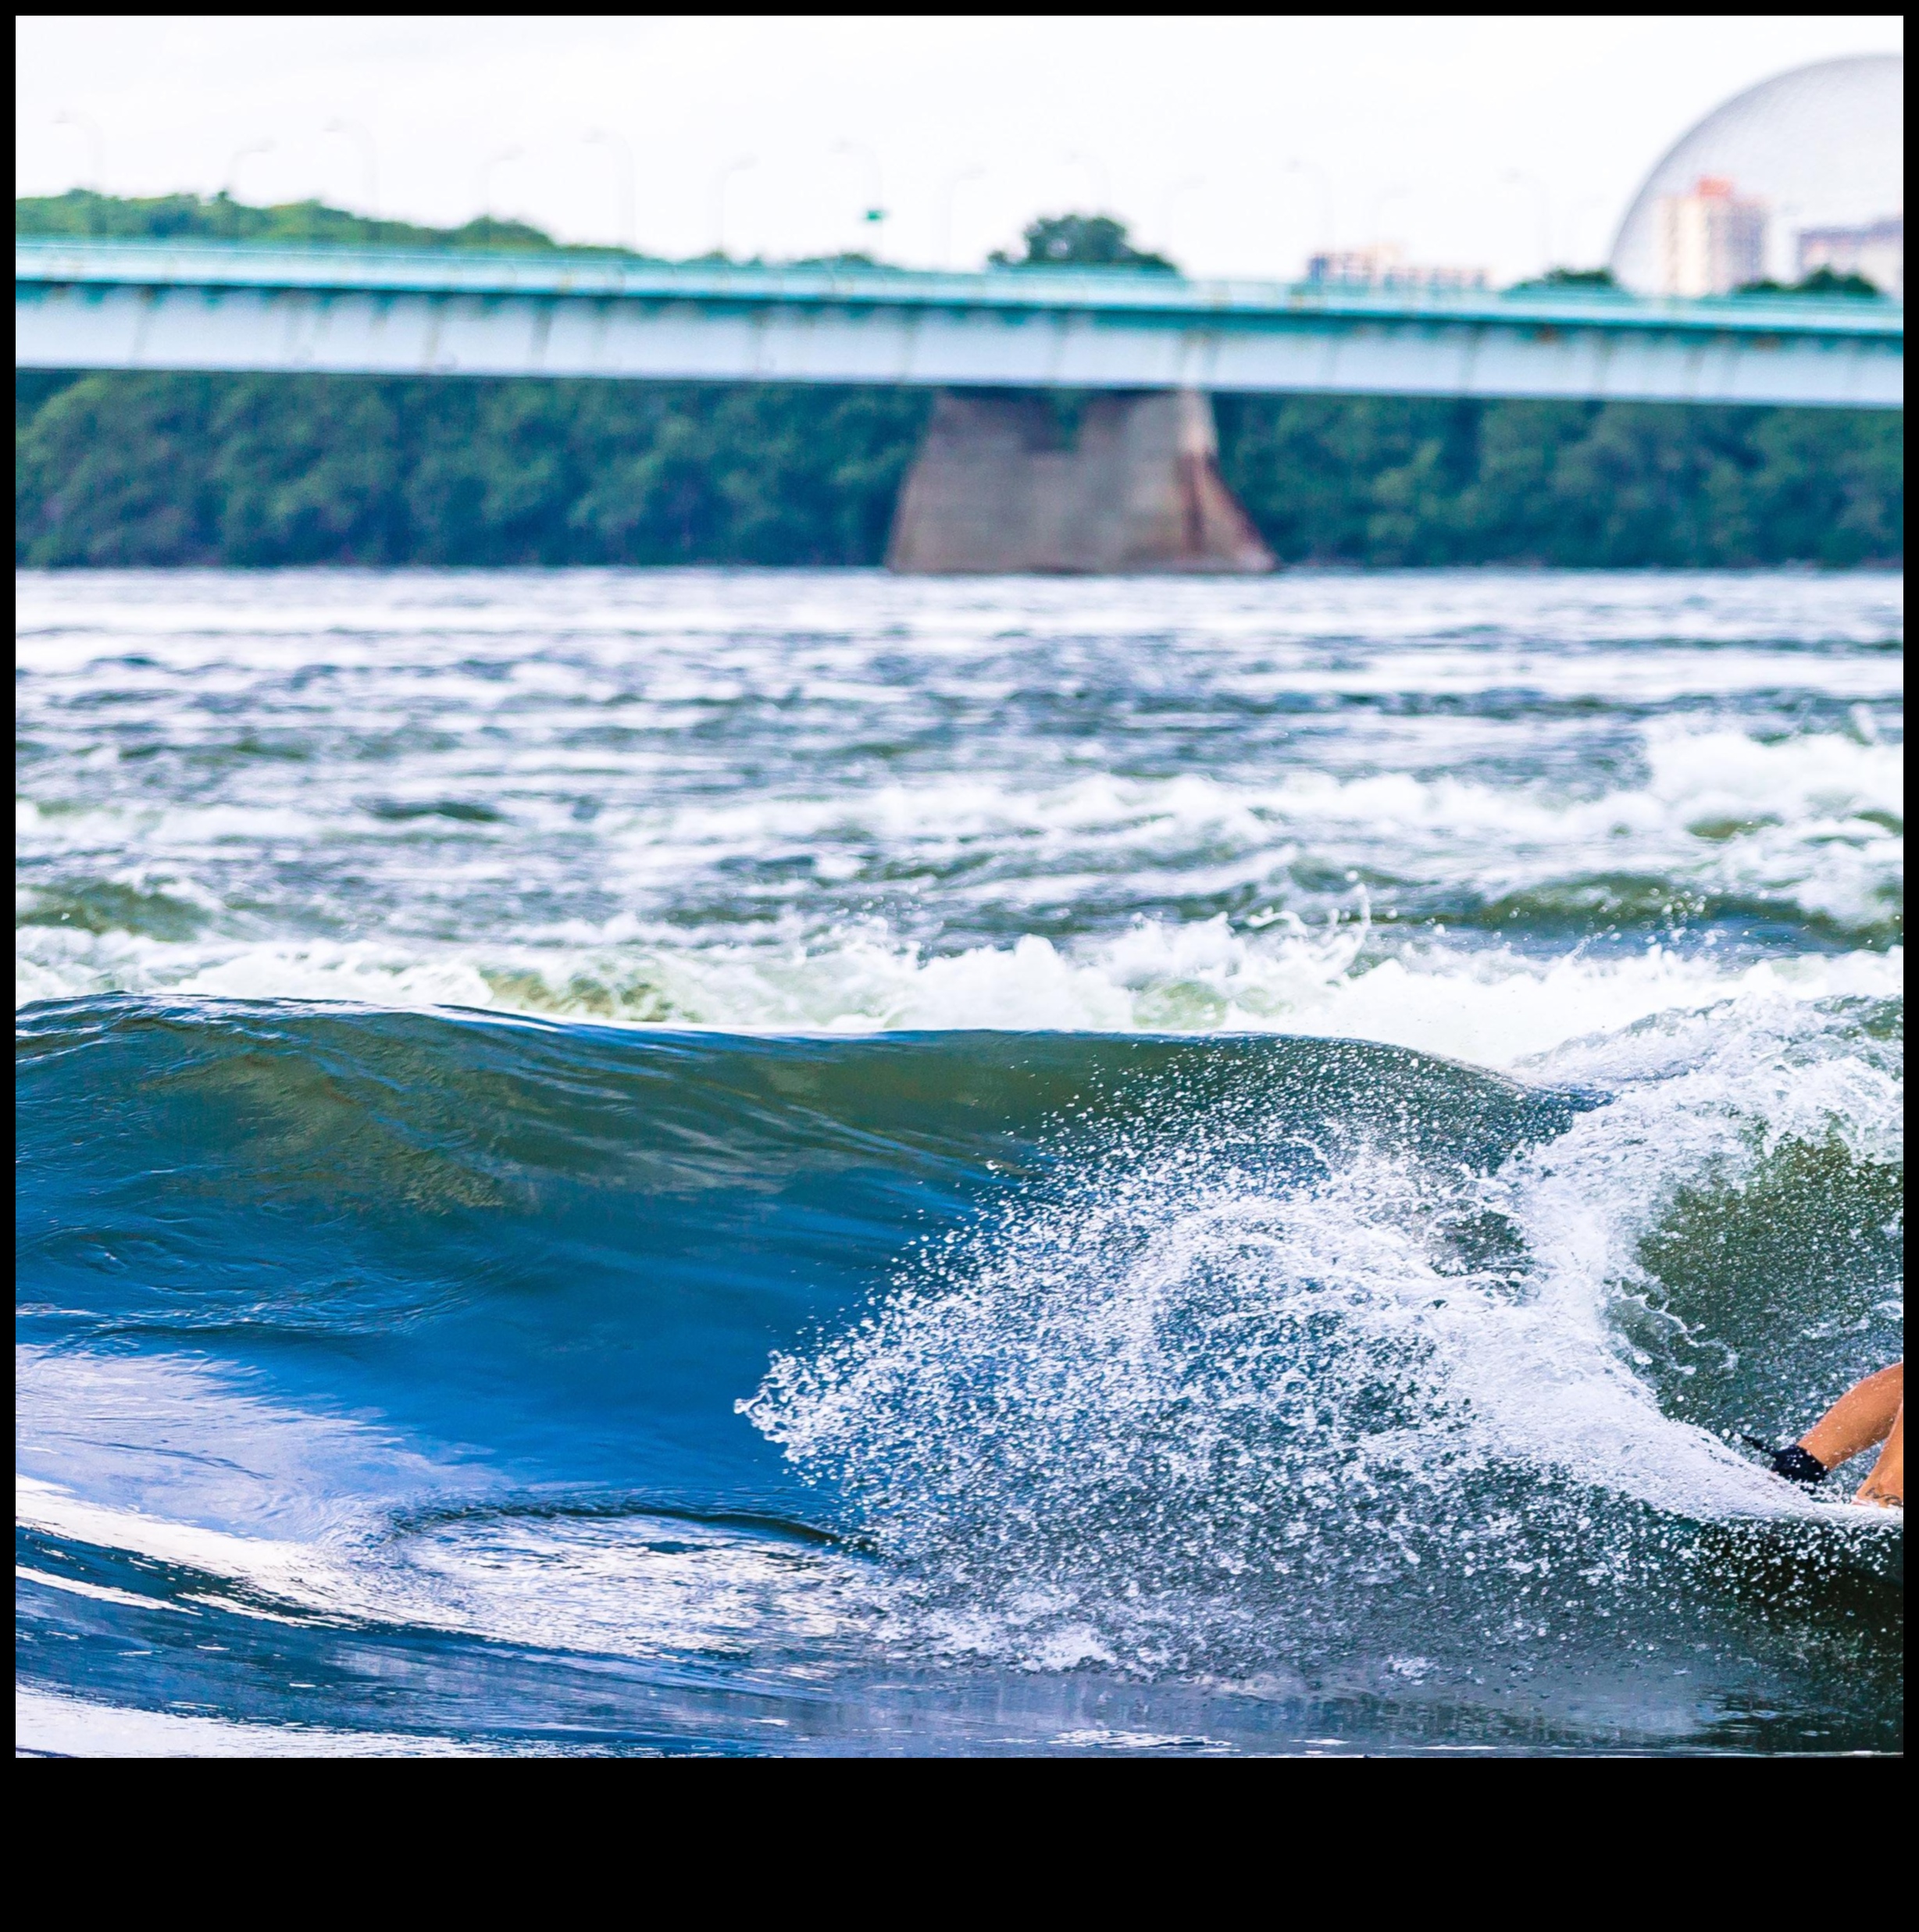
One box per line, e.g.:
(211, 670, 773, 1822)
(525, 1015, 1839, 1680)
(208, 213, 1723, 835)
(14, 237, 1904, 408)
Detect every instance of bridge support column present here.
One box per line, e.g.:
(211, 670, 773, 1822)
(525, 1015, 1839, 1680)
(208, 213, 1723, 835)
(886, 388, 1274, 574)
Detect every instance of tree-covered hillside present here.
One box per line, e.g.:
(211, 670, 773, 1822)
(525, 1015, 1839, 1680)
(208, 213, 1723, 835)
(16, 187, 619, 255)
(15, 196, 1904, 568)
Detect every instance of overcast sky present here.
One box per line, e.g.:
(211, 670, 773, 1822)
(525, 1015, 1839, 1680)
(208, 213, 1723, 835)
(14, 15, 1907, 281)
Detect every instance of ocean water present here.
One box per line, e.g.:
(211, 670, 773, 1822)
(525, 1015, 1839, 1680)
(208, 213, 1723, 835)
(16, 567, 1903, 1756)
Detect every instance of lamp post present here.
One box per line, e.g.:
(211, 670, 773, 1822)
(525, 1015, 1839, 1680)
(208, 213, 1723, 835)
(1157, 175, 1204, 261)
(1286, 156, 1333, 255)
(585, 128, 636, 251)
(1369, 183, 1411, 244)
(832, 141, 886, 251)
(225, 140, 274, 201)
(477, 146, 524, 219)
(53, 109, 103, 191)
(1358, 184, 1412, 287)
(1562, 191, 1607, 273)
(934, 166, 985, 269)
(323, 118, 377, 216)
(1502, 169, 1553, 276)
(1062, 148, 1110, 214)
(712, 155, 758, 259)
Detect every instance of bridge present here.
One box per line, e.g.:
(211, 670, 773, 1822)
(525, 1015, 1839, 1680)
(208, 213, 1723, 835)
(16, 237, 1902, 573)
(15, 237, 1903, 408)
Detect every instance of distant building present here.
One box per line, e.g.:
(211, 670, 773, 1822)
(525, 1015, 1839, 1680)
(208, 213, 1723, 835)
(1654, 177, 1767, 295)
(1796, 216, 1903, 299)
(1305, 247, 1487, 294)
(1608, 56, 1900, 295)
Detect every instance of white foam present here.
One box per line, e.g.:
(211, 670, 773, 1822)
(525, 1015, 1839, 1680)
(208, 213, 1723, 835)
(1461, 997, 1905, 1516)
(17, 1346, 864, 1666)
(18, 1467, 861, 1666)
(16, 565, 1903, 663)
(744, 968, 1901, 1674)
(18, 566, 1903, 1053)
(1277, 944, 1902, 1068)
(19, 718, 1901, 1015)
(16, 896, 1903, 1073)
(16, 1348, 479, 1544)
(16, 1566, 193, 1613)
(14, 1688, 498, 1757)
(17, 1474, 362, 1613)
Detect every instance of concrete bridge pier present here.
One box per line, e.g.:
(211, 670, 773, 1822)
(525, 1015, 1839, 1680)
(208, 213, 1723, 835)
(886, 387, 1275, 574)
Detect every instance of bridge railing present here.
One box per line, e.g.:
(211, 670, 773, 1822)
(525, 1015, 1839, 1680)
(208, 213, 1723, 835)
(15, 237, 1903, 408)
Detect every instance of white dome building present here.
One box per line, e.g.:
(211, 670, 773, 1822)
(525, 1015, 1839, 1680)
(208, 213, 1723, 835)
(1610, 55, 1903, 298)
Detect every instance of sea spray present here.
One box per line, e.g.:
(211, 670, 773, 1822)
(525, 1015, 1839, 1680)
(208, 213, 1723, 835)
(19, 568, 1902, 1753)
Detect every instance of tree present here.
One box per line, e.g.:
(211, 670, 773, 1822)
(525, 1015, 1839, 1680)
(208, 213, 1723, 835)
(15, 188, 644, 257)
(1735, 267, 1887, 299)
(15, 194, 1903, 571)
(1504, 266, 1618, 292)
(989, 213, 1177, 273)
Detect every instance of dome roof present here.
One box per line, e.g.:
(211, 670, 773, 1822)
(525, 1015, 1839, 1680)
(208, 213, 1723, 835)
(1610, 55, 1903, 292)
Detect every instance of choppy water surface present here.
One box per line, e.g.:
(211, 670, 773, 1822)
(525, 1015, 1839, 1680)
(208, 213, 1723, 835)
(16, 569, 1903, 1754)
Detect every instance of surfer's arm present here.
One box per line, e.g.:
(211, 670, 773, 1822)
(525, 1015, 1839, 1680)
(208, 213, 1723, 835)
(1798, 1363, 1903, 1474)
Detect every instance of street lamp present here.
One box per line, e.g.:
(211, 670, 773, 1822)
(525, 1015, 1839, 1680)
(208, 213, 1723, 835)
(1369, 183, 1411, 244)
(1062, 148, 1110, 213)
(477, 146, 524, 218)
(1502, 169, 1553, 276)
(53, 109, 103, 190)
(832, 141, 887, 248)
(1562, 191, 1608, 271)
(323, 118, 377, 216)
(585, 128, 636, 251)
(1286, 156, 1333, 254)
(1157, 175, 1204, 258)
(712, 155, 758, 258)
(934, 166, 985, 269)
(226, 139, 274, 201)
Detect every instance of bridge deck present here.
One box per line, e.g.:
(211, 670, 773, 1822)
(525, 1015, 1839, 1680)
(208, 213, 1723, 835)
(15, 239, 1904, 408)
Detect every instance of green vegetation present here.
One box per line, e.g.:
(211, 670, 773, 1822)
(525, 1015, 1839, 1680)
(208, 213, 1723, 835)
(1215, 393, 1900, 568)
(16, 187, 633, 255)
(1735, 266, 1889, 300)
(15, 370, 927, 567)
(14, 196, 1904, 569)
(989, 212, 1177, 273)
(1505, 266, 1619, 292)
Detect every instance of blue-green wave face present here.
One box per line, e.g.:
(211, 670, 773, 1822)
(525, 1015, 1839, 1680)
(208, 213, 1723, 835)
(16, 570, 1903, 1756)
